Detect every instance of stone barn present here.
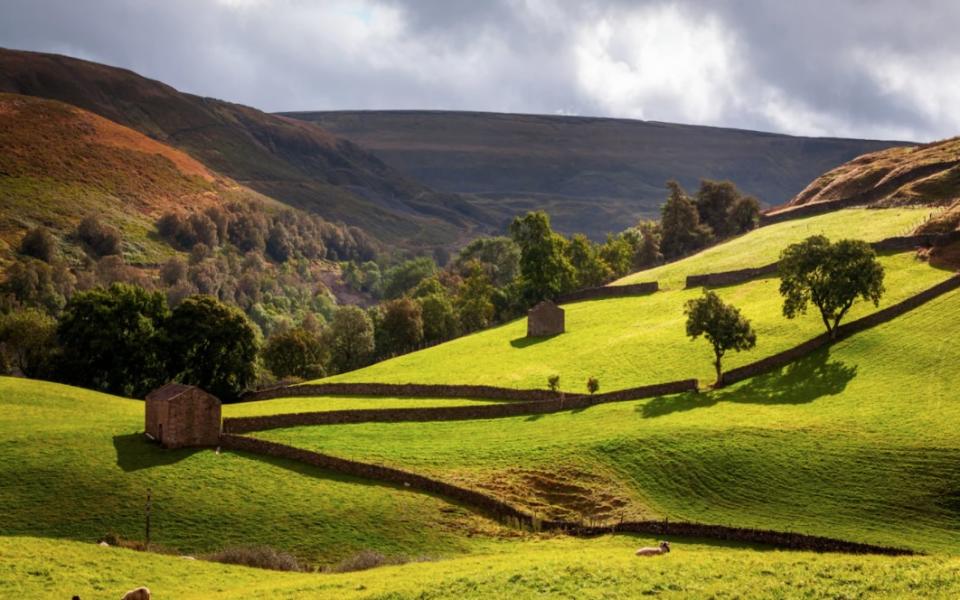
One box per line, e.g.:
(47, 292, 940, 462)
(527, 300, 565, 337)
(145, 383, 221, 449)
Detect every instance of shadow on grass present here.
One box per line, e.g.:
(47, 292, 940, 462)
(113, 433, 201, 472)
(510, 333, 561, 348)
(640, 348, 858, 419)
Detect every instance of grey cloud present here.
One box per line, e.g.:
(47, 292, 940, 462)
(1, 0, 958, 141)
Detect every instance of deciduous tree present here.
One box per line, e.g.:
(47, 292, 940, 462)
(778, 236, 885, 338)
(684, 290, 757, 385)
(164, 295, 258, 401)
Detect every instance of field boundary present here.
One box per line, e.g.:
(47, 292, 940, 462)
(224, 379, 698, 433)
(219, 434, 916, 556)
(237, 274, 960, 413)
(556, 281, 658, 304)
(720, 273, 960, 385)
(684, 231, 960, 289)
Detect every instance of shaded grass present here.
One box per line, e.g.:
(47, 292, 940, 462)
(0, 378, 505, 564)
(262, 287, 960, 553)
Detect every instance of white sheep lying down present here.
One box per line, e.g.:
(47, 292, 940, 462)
(635, 541, 671, 556)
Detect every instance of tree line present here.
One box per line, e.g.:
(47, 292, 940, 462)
(1, 178, 766, 398)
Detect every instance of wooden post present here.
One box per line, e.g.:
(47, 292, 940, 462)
(145, 489, 152, 550)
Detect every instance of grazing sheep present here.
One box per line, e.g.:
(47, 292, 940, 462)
(635, 541, 671, 556)
(120, 587, 151, 600)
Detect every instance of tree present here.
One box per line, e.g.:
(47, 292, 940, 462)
(778, 236, 885, 338)
(328, 305, 375, 373)
(56, 284, 170, 397)
(598, 233, 634, 278)
(383, 257, 437, 299)
(660, 181, 712, 259)
(547, 374, 560, 392)
(418, 292, 459, 344)
(0, 308, 58, 378)
(20, 226, 58, 262)
(567, 234, 612, 289)
(76, 216, 122, 257)
(164, 295, 258, 401)
(262, 327, 327, 379)
(455, 260, 495, 333)
(455, 236, 521, 287)
(684, 290, 757, 385)
(632, 220, 663, 269)
(695, 179, 739, 238)
(587, 377, 599, 395)
(510, 211, 574, 303)
(377, 297, 424, 356)
(730, 195, 761, 234)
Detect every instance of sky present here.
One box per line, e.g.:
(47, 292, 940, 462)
(1, 0, 958, 142)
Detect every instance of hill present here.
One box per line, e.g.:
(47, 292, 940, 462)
(266, 278, 960, 554)
(0, 48, 495, 249)
(284, 109, 910, 239)
(773, 136, 960, 231)
(3, 207, 960, 597)
(0, 92, 270, 265)
(319, 207, 942, 391)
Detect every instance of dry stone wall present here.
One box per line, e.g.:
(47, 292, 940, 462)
(224, 379, 698, 433)
(720, 274, 960, 386)
(557, 281, 658, 304)
(685, 231, 960, 289)
(219, 434, 914, 556)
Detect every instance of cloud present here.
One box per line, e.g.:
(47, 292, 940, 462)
(573, 4, 740, 123)
(1, 0, 958, 141)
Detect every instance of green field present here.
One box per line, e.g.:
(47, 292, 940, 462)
(616, 207, 933, 288)
(4, 535, 960, 600)
(263, 286, 960, 553)
(0, 377, 507, 564)
(3, 206, 959, 598)
(224, 395, 500, 417)
(316, 250, 952, 391)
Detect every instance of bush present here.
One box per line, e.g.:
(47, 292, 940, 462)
(76, 216, 122, 257)
(20, 226, 57, 262)
(587, 377, 599, 394)
(206, 545, 307, 572)
(547, 374, 560, 392)
(326, 550, 432, 573)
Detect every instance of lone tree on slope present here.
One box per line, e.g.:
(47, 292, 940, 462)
(684, 290, 757, 386)
(778, 236, 885, 339)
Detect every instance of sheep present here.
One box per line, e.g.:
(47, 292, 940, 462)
(120, 587, 151, 600)
(635, 541, 671, 556)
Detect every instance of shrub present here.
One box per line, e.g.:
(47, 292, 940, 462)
(206, 546, 307, 572)
(20, 226, 57, 262)
(325, 550, 432, 573)
(587, 377, 599, 394)
(547, 374, 560, 392)
(76, 216, 122, 257)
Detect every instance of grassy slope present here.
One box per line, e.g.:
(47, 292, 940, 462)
(0, 48, 486, 249)
(4, 535, 960, 600)
(224, 395, 500, 417)
(264, 286, 960, 553)
(616, 206, 933, 288)
(0, 377, 506, 564)
(318, 251, 951, 392)
(0, 93, 274, 265)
